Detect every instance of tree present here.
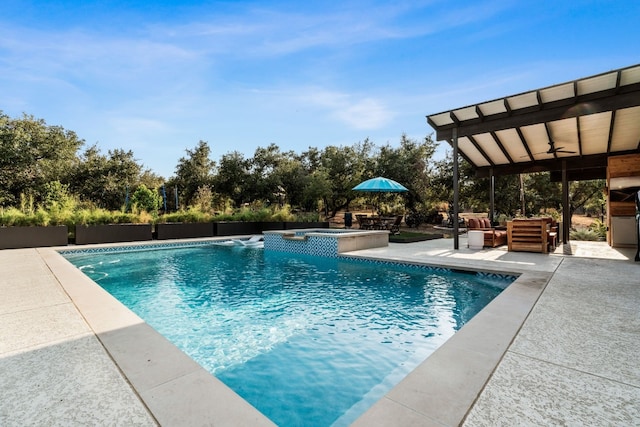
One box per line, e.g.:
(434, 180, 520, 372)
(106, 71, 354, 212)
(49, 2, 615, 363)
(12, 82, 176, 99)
(569, 180, 606, 220)
(69, 145, 143, 210)
(320, 140, 375, 217)
(170, 141, 215, 207)
(301, 168, 332, 212)
(271, 155, 308, 208)
(428, 152, 512, 219)
(214, 151, 251, 207)
(298, 147, 331, 212)
(138, 169, 165, 190)
(493, 174, 521, 217)
(247, 144, 286, 204)
(374, 134, 438, 212)
(0, 112, 83, 206)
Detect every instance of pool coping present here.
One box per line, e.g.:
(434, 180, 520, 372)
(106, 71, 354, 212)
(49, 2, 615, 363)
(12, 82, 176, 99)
(40, 238, 550, 426)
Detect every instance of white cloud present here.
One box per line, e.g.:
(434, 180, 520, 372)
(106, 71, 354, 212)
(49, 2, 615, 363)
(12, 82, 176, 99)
(289, 87, 394, 130)
(331, 98, 394, 130)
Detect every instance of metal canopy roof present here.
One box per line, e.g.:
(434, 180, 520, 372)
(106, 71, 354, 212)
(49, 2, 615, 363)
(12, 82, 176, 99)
(427, 64, 640, 179)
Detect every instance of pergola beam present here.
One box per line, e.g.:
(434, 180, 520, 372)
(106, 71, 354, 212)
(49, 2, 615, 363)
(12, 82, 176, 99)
(434, 86, 640, 141)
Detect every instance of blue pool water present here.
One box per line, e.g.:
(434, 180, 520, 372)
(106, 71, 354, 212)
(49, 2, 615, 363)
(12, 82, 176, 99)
(63, 243, 512, 426)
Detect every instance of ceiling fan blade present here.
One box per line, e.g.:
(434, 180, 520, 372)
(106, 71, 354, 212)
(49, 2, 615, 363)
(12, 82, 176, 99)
(520, 150, 547, 158)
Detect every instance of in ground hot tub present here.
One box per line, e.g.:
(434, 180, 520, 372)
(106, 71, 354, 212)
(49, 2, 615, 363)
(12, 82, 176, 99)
(263, 228, 389, 257)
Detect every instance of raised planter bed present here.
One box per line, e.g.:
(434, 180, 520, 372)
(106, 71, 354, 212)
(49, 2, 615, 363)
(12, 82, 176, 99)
(0, 221, 331, 248)
(75, 224, 152, 245)
(214, 222, 262, 236)
(0, 225, 68, 249)
(156, 222, 214, 240)
(257, 221, 286, 232)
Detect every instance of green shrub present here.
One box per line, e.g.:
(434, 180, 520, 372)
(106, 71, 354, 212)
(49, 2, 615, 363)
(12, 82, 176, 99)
(71, 208, 149, 225)
(233, 206, 272, 222)
(32, 208, 50, 226)
(270, 205, 295, 222)
(293, 211, 320, 222)
(587, 219, 607, 240)
(0, 207, 29, 226)
(0, 206, 56, 226)
(0, 202, 321, 227)
(130, 184, 161, 214)
(19, 194, 35, 216)
(211, 212, 236, 222)
(494, 213, 512, 226)
(46, 204, 76, 227)
(160, 208, 213, 223)
(570, 228, 604, 241)
(190, 186, 214, 213)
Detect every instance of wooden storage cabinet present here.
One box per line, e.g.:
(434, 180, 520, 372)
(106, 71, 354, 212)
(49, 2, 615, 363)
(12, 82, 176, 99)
(507, 219, 549, 254)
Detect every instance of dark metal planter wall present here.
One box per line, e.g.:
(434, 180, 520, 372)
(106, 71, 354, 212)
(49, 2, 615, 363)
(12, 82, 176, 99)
(214, 222, 264, 236)
(75, 224, 153, 245)
(0, 222, 330, 249)
(0, 225, 68, 249)
(156, 223, 214, 240)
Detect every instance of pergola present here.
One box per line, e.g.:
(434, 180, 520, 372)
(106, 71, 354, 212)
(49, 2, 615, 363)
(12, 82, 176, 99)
(427, 63, 640, 249)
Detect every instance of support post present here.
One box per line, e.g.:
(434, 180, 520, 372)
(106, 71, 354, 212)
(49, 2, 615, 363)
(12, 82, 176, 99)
(452, 128, 460, 250)
(489, 168, 495, 225)
(562, 160, 570, 244)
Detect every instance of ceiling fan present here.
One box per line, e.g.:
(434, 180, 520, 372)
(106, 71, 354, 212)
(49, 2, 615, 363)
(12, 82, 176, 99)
(544, 140, 576, 154)
(522, 141, 577, 158)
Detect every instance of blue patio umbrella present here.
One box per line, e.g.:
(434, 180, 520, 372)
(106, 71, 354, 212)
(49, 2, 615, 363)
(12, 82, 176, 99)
(352, 177, 408, 215)
(352, 177, 408, 193)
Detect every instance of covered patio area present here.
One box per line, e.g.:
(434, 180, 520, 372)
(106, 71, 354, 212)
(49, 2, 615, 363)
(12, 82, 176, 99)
(427, 63, 640, 258)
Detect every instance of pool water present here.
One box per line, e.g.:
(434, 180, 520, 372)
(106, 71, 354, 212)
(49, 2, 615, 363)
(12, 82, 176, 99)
(64, 244, 511, 427)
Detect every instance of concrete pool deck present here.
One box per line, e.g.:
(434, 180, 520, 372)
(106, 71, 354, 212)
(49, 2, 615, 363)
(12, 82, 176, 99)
(0, 237, 638, 425)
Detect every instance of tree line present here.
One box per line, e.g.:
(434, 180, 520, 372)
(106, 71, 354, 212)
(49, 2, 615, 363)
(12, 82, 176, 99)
(0, 111, 604, 222)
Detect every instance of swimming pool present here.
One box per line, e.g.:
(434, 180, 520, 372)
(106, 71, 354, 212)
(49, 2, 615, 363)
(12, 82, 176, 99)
(63, 243, 513, 426)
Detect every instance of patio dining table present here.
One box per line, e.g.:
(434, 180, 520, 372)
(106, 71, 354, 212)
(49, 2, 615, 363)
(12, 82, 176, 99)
(357, 216, 396, 230)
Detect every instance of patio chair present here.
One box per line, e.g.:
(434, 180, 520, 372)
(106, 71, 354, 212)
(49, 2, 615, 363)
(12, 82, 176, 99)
(389, 215, 403, 234)
(356, 214, 372, 230)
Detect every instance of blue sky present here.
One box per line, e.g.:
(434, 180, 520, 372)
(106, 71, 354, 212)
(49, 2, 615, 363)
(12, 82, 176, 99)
(1, 0, 638, 178)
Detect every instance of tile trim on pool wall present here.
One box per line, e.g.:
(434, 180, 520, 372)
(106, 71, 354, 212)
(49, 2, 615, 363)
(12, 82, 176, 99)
(58, 239, 226, 255)
(338, 254, 519, 283)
